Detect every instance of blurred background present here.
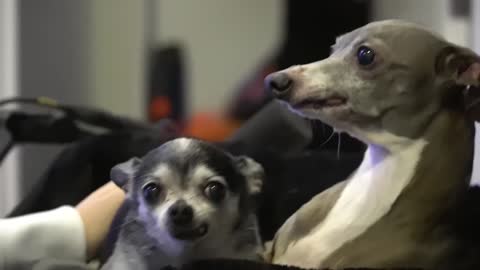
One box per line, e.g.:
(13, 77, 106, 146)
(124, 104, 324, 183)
(0, 0, 477, 215)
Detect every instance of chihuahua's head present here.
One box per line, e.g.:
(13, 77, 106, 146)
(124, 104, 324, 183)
(110, 138, 263, 250)
(266, 20, 480, 146)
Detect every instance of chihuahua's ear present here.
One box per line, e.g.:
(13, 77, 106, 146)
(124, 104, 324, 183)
(436, 45, 480, 86)
(110, 157, 142, 192)
(234, 156, 264, 196)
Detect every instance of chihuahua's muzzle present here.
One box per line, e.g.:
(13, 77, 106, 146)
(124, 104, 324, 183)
(167, 200, 208, 241)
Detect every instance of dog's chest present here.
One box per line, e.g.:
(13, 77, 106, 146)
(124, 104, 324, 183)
(276, 141, 426, 268)
(101, 221, 178, 270)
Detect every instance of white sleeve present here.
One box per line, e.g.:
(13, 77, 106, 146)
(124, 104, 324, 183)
(0, 206, 87, 269)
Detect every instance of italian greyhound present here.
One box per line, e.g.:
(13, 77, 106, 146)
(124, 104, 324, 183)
(263, 20, 480, 269)
(102, 138, 264, 269)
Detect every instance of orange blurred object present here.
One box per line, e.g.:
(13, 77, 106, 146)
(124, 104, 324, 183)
(149, 96, 172, 121)
(182, 112, 242, 142)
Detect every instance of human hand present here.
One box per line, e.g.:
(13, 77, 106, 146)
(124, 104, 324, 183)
(76, 181, 125, 260)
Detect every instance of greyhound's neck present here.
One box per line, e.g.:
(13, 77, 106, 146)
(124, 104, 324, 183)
(299, 110, 474, 264)
(384, 110, 474, 214)
(356, 110, 474, 217)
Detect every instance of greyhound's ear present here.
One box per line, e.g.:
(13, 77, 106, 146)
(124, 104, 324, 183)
(436, 46, 480, 86)
(110, 157, 142, 192)
(464, 85, 480, 122)
(234, 156, 264, 195)
(437, 46, 480, 121)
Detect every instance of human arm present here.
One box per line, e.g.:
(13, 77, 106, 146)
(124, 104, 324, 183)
(0, 181, 125, 268)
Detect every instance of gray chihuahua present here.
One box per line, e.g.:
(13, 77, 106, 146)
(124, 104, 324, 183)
(264, 20, 480, 269)
(101, 138, 264, 270)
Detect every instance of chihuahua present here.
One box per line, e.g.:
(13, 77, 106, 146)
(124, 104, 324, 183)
(101, 138, 264, 270)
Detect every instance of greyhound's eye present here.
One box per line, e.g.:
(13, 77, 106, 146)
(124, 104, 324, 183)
(204, 181, 226, 203)
(142, 182, 161, 203)
(357, 46, 375, 66)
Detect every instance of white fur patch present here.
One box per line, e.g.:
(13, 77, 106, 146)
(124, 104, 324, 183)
(277, 136, 427, 268)
(172, 138, 192, 153)
(152, 163, 172, 180)
(190, 165, 221, 184)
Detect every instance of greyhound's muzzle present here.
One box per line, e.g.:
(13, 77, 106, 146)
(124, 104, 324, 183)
(265, 72, 294, 100)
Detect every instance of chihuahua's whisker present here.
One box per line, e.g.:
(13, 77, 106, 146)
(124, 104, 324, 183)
(112, 216, 140, 231)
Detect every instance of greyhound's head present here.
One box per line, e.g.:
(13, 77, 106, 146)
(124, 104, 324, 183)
(266, 20, 480, 147)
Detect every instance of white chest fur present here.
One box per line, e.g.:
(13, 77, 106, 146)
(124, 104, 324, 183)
(278, 139, 427, 268)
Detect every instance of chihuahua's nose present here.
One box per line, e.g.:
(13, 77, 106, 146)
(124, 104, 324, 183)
(265, 72, 293, 98)
(169, 200, 193, 225)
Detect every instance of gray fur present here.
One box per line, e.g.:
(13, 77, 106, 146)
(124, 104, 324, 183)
(265, 20, 480, 269)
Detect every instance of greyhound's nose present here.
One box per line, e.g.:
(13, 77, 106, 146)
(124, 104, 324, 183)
(168, 200, 193, 225)
(265, 72, 293, 98)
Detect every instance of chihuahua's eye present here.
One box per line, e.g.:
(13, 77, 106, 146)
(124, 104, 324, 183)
(142, 183, 161, 203)
(204, 181, 226, 203)
(357, 46, 375, 66)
